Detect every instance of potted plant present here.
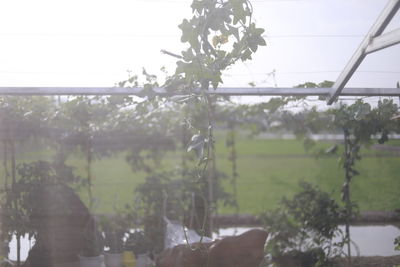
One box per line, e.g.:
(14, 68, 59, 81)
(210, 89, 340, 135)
(79, 220, 104, 267)
(100, 217, 126, 267)
(124, 231, 152, 267)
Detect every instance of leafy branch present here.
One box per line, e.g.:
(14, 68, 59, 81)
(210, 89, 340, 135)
(164, 0, 266, 237)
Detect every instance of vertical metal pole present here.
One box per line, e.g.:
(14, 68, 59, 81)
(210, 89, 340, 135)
(86, 139, 93, 210)
(3, 140, 9, 190)
(10, 140, 20, 266)
(207, 123, 215, 237)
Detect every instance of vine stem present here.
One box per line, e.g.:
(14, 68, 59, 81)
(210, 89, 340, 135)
(3, 140, 9, 190)
(228, 121, 239, 218)
(205, 94, 215, 237)
(182, 90, 216, 248)
(10, 139, 21, 266)
(86, 138, 93, 210)
(343, 128, 352, 260)
(182, 194, 208, 251)
(86, 97, 93, 210)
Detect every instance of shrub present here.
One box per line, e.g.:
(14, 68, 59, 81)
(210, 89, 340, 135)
(260, 182, 350, 267)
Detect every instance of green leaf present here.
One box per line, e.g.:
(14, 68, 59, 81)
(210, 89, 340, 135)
(175, 61, 186, 74)
(248, 39, 258, 52)
(208, 11, 226, 31)
(230, 0, 247, 25)
(353, 102, 371, 120)
(191, 0, 204, 13)
(257, 35, 267, 46)
(228, 25, 240, 40)
(318, 80, 334, 88)
(240, 48, 252, 61)
(181, 49, 195, 62)
(179, 19, 200, 50)
(178, 19, 191, 43)
(211, 73, 223, 89)
(395, 236, 400, 250)
(296, 82, 318, 88)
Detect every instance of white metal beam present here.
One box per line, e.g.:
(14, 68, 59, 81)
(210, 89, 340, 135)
(207, 87, 400, 96)
(0, 87, 399, 97)
(0, 87, 143, 96)
(365, 28, 400, 54)
(327, 0, 400, 105)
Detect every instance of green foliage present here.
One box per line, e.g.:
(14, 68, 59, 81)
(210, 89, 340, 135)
(257, 98, 399, 258)
(225, 120, 239, 212)
(282, 182, 347, 240)
(132, 167, 234, 252)
(167, 0, 265, 91)
(295, 81, 334, 89)
(125, 230, 151, 255)
(327, 99, 399, 145)
(0, 259, 13, 267)
(81, 224, 104, 257)
(0, 96, 55, 141)
(328, 100, 398, 256)
(295, 80, 334, 101)
(260, 182, 349, 267)
(0, 96, 59, 264)
(99, 214, 130, 253)
(133, 172, 181, 253)
(1, 160, 82, 240)
(152, 0, 267, 234)
(395, 236, 400, 251)
(117, 0, 266, 242)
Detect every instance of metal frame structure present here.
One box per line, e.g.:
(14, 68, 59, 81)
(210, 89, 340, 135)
(0, 0, 399, 102)
(327, 0, 400, 104)
(0, 86, 399, 97)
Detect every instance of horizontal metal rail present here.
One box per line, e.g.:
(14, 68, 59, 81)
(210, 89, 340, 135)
(0, 87, 399, 96)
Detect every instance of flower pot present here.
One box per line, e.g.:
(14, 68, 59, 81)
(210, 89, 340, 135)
(104, 252, 123, 267)
(122, 251, 136, 267)
(78, 254, 104, 267)
(54, 261, 80, 267)
(136, 254, 152, 267)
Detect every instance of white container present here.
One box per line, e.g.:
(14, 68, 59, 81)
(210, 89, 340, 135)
(104, 253, 123, 267)
(136, 254, 152, 267)
(78, 255, 104, 267)
(54, 261, 80, 267)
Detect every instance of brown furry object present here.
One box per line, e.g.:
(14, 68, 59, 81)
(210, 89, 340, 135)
(156, 229, 268, 267)
(22, 184, 94, 267)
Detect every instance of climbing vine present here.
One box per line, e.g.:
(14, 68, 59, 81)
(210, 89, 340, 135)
(328, 99, 398, 257)
(120, 0, 267, 238)
(0, 96, 55, 265)
(172, 0, 265, 236)
(223, 107, 240, 215)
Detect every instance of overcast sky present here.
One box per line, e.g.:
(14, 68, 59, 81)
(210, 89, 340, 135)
(0, 0, 399, 94)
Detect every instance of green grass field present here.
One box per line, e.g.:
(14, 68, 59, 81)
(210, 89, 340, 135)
(213, 133, 400, 214)
(2, 133, 400, 215)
